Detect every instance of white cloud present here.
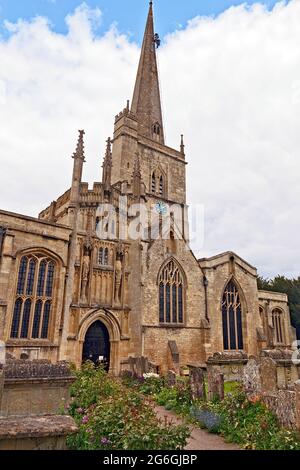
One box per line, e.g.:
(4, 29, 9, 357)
(0, 1, 299, 278)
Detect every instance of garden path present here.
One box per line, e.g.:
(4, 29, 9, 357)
(155, 406, 240, 451)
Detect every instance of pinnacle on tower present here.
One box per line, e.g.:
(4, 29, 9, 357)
(102, 137, 113, 191)
(131, 1, 165, 144)
(132, 152, 142, 199)
(180, 134, 185, 155)
(72, 129, 85, 160)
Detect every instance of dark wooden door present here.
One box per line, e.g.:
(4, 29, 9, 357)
(82, 321, 110, 371)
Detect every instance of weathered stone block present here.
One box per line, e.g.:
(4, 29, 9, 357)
(207, 370, 224, 401)
(0, 415, 78, 450)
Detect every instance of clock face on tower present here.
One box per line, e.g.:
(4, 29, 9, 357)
(155, 201, 168, 215)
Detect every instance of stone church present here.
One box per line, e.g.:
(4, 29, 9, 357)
(0, 3, 296, 375)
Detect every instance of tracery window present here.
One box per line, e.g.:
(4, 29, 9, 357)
(98, 247, 109, 266)
(159, 259, 185, 324)
(272, 309, 284, 344)
(11, 254, 56, 339)
(222, 280, 244, 350)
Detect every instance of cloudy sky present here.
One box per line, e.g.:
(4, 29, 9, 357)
(0, 0, 299, 278)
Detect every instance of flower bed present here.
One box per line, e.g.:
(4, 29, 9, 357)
(122, 373, 300, 450)
(66, 364, 190, 450)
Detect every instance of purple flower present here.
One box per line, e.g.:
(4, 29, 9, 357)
(101, 437, 111, 446)
(82, 415, 89, 424)
(77, 407, 84, 415)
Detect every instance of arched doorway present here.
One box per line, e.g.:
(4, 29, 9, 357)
(82, 321, 110, 371)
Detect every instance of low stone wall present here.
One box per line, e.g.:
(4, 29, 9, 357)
(0, 415, 77, 450)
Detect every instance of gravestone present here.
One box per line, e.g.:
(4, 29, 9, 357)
(260, 357, 277, 394)
(207, 370, 224, 401)
(242, 357, 261, 395)
(189, 367, 206, 400)
(167, 370, 176, 387)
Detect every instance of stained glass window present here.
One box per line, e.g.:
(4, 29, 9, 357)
(37, 260, 47, 296)
(32, 300, 43, 338)
(11, 254, 56, 340)
(41, 301, 51, 339)
(20, 299, 31, 338)
(10, 298, 22, 338)
(46, 262, 55, 297)
(222, 280, 244, 351)
(158, 259, 185, 324)
(17, 257, 28, 295)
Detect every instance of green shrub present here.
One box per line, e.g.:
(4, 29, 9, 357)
(154, 378, 192, 415)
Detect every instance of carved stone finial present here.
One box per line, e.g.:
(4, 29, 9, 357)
(72, 130, 85, 161)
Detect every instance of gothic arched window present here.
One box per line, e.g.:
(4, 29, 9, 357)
(159, 259, 185, 324)
(272, 309, 284, 344)
(10, 254, 56, 339)
(222, 280, 244, 350)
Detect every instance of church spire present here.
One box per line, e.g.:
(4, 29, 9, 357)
(131, 1, 165, 144)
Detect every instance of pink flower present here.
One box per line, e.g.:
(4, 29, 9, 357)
(82, 415, 89, 424)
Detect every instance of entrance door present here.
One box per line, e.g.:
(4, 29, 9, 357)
(82, 321, 110, 371)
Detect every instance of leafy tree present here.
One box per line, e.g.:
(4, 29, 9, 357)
(257, 276, 300, 339)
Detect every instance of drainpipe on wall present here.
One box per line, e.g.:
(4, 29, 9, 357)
(203, 275, 210, 323)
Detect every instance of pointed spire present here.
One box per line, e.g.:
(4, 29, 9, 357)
(102, 137, 112, 191)
(131, 1, 165, 144)
(72, 129, 85, 160)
